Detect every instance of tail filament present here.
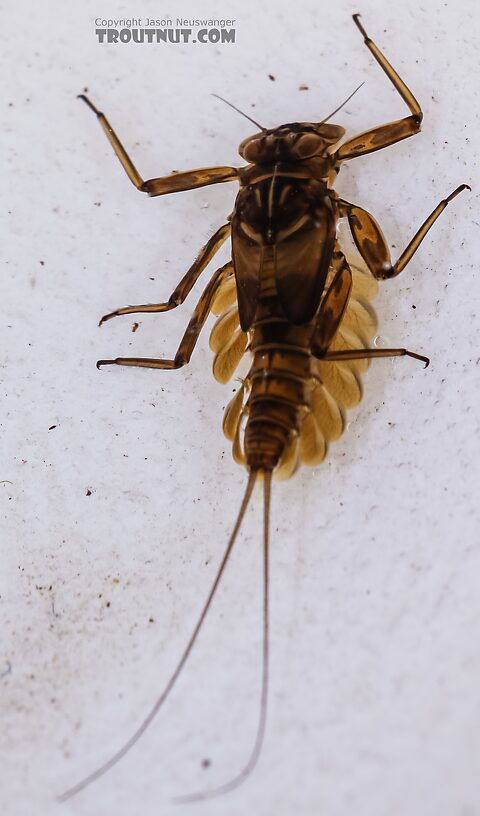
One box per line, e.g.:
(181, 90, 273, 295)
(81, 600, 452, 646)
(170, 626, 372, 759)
(176, 469, 272, 803)
(59, 471, 258, 803)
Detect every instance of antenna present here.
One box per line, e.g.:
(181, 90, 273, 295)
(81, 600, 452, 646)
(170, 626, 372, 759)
(319, 81, 365, 125)
(212, 94, 266, 131)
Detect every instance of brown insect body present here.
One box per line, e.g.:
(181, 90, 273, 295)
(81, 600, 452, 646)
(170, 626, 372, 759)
(233, 139, 341, 473)
(61, 14, 469, 804)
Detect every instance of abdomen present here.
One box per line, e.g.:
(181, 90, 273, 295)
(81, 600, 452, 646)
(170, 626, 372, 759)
(208, 245, 379, 480)
(244, 247, 312, 472)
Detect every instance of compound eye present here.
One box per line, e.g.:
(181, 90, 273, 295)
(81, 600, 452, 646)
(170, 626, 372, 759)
(239, 137, 263, 162)
(293, 133, 323, 158)
(316, 123, 346, 143)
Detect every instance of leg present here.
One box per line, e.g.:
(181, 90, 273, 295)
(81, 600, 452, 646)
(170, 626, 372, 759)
(340, 184, 469, 280)
(333, 14, 423, 162)
(310, 253, 353, 358)
(99, 224, 231, 324)
(321, 348, 430, 368)
(79, 95, 240, 196)
(97, 262, 232, 370)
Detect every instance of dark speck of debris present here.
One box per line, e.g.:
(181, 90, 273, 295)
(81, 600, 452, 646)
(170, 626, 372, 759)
(39, 260, 44, 266)
(412, 304, 416, 309)
(48, 425, 57, 431)
(299, 84, 309, 91)
(83, 87, 89, 93)
(268, 74, 275, 81)
(1, 661, 12, 679)
(106, 601, 111, 608)
(132, 322, 139, 332)
(94, 202, 102, 207)
(201, 758, 211, 769)
(149, 617, 155, 623)
(86, 488, 92, 496)
(149, 277, 155, 281)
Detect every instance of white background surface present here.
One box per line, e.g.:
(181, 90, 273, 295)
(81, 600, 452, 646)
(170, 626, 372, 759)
(2, 0, 480, 814)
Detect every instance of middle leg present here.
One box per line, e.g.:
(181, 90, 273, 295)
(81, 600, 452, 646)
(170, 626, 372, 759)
(339, 184, 470, 281)
(99, 223, 230, 325)
(97, 262, 232, 371)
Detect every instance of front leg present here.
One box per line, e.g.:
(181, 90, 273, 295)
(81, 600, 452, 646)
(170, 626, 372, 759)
(333, 14, 423, 162)
(79, 95, 240, 195)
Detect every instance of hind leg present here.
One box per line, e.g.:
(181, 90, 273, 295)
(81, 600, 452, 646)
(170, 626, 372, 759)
(310, 252, 353, 358)
(322, 347, 429, 367)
